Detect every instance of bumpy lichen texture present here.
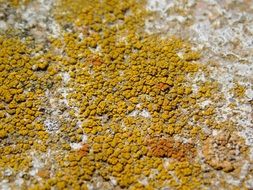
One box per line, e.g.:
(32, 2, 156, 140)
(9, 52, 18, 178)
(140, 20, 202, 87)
(0, 0, 252, 190)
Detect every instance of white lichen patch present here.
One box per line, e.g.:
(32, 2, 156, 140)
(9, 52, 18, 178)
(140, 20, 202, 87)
(17, 0, 61, 39)
(44, 118, 60, 132)
(139, 109, 151, 118)
(61, 72, 70, 84)
(138, 177, 149, 186)
(128, 110, 139, 117)
(0, 20, 7, 31)
(128, 109, 151, 118)
(14, 173, 24, 187)
(70, 142, 83, 150)
(0, 0, 61, 41)
(109, 176, 117, 186)
(29, 152, 46, 177)
(0, 179, 11, 190)
(70, 134, 88, 150)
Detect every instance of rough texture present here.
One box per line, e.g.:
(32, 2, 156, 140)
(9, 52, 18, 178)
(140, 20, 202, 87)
(0, 0, 252, 189)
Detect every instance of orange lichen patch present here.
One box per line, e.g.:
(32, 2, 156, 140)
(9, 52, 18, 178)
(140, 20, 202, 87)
(147, 137, 196, 161)
(86, 55, 103, 66)
(77, 144, 89, 156)
(37, 168, 51, 179)
(203, 132, 248, 172)
(156, 82, 170, 91)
